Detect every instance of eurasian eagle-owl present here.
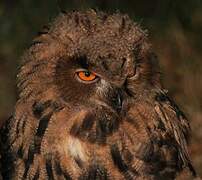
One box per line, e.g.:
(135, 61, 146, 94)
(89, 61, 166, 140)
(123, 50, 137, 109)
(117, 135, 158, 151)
(0, 10, 197, 180)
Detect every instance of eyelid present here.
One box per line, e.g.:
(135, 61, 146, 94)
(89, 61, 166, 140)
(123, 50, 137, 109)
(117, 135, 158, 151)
(75, 68, 98, 75)
(75, 68, 89, 73)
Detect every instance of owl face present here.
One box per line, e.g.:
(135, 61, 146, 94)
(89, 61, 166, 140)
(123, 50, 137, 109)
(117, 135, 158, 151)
(18, 10, 160, 120)
(17, 10, 161, 120)
(44, 10, 159, 113)
(55, 53, 126, 112)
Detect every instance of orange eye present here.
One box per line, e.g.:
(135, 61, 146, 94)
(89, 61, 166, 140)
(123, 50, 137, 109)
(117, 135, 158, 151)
(76, 70, 97, 82)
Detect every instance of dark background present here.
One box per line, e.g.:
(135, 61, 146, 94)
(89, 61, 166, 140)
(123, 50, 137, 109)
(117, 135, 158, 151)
(0, 0, 202, 176)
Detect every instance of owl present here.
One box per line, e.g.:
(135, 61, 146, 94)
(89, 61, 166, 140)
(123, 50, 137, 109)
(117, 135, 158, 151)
(0, 10, 198, 180)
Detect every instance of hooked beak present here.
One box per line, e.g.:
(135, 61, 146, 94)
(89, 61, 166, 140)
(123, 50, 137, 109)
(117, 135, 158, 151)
(110, 89, 123, 113)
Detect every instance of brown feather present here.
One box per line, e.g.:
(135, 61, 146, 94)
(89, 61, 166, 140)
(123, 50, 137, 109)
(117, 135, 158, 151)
(0, 10, 198, 179)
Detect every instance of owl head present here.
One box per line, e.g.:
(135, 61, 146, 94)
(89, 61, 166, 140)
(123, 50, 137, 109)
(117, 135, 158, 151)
(17, 10, 161, 113)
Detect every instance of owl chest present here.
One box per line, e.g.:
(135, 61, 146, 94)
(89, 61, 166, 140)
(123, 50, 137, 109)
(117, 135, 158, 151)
(10, 105, 180, 179)
(61, 129, 178, 180)
(54, 123, 175, 178)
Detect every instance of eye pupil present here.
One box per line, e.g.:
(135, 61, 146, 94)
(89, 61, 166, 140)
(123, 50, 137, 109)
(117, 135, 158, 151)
(84, 71, 91, 77)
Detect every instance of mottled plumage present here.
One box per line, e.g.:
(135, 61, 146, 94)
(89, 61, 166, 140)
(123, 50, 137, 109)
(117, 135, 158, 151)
(0, 10, 197, 179)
